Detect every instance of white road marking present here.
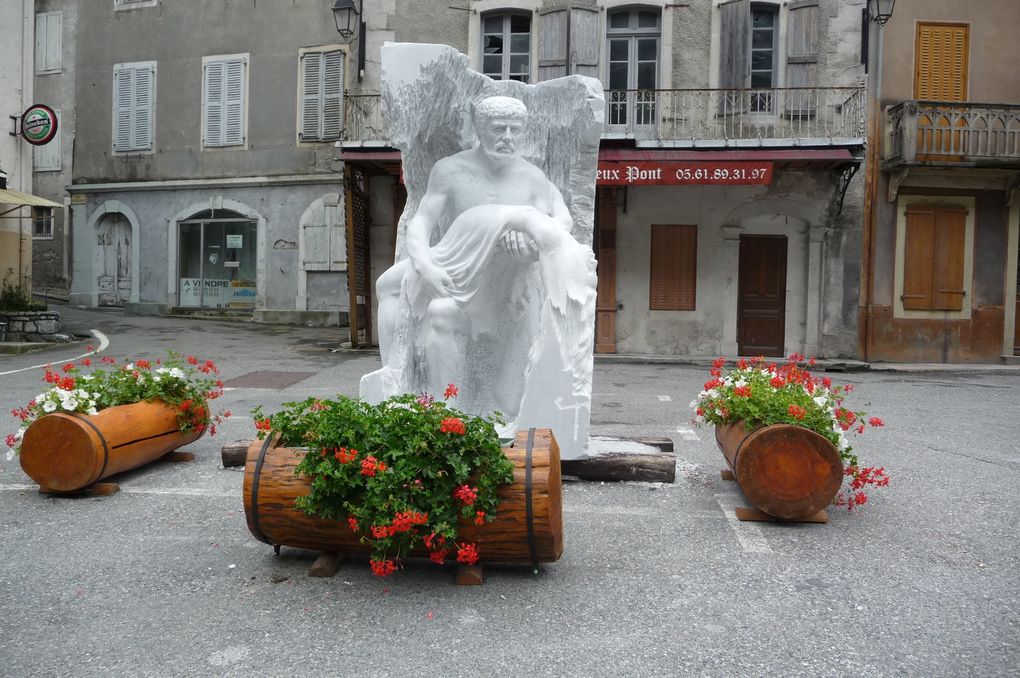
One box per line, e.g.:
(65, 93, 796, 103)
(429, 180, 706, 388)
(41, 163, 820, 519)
(657, 395, 672, 402)
(0, 329, 109, 376)
(676, 425, 700, 441)
(714, 494, 773, 553)
(563, 504, 654, 516)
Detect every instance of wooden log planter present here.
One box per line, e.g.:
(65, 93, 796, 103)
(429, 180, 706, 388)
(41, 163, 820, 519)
(714, 422, 843, 521)
(243, 428, 563, 568)
(19, 401, 203, 493)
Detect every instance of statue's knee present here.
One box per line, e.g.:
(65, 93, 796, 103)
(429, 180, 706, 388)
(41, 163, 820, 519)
(427, 298, 460, 333)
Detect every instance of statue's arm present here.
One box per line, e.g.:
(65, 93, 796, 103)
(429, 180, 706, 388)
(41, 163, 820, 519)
(404, 163, 454, 295)
(548, 183, 574, 234)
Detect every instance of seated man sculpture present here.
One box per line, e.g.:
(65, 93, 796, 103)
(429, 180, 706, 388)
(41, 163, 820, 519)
(362, 95, 596, 447)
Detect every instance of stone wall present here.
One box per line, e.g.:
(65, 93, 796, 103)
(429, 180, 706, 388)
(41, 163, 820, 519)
(0, 311, 64, 342)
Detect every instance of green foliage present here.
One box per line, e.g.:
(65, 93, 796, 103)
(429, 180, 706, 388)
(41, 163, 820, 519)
(252, 391, 515, 575)
(0, 271, 46, 312)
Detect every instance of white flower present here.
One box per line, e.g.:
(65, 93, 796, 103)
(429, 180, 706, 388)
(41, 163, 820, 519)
(62, 398, 78, 411)
(688, 399, 700, 409)
(79, 374, 92, 382)
(125, 363, 135, 370)
(813, 395, 828, 408)
(706, 389, 719, 399)
(839, 436, 850, 451)
(733, 379, 747, 388)
(42, 400, 57, 413)
(87, 407, 98, 415)
(5, 449, 13, 461)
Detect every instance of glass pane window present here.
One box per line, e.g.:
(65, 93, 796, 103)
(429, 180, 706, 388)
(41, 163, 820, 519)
(606, 9, 660, 127)
(32, 207, 53, 238)
(481, 13, 530, 81)
(178, 212, 257, 308)
(750, 7, 776, 112)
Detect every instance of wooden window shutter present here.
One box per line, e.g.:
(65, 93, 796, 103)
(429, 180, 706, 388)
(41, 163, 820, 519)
(914, 23, 969, 101)
(133, 64, 153, 150)
(903, 203, 967, 311)
(538, 7, 568, 81)
(203, 60, 225, 146)
(224, 58, 246, 145)
(35, 12, 62, 72)
(570, 5, 599, 78)
(301, 52, 322, 140)
(650, 225, 697, 311)
(786, 0, 818, 116)
(113, 67, 133, 151)
(933, 205, 966, 310)
(326, 200, 347, 270)
(902, 204, 936, 310)
(321, 50, 344, 139)
(34, 108, 60, 170)
(718, 0, 750, 89)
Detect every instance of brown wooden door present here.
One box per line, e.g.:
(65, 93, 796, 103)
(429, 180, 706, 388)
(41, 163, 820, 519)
(737, 235, 787, 357)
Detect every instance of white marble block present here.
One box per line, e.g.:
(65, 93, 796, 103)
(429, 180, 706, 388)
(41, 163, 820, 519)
(360, 43, 604, 459)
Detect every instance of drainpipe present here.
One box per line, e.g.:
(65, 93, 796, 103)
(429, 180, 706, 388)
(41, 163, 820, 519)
(861, 18, 885, 362)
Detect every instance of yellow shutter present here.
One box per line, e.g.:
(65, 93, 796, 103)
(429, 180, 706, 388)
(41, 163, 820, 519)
(914, 23, 969, 101)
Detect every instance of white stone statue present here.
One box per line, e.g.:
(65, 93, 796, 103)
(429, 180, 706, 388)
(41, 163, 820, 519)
(361, 44, 603, 459)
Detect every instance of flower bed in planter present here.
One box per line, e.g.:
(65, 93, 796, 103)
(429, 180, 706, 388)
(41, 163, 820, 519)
(693, 355, 889, 519)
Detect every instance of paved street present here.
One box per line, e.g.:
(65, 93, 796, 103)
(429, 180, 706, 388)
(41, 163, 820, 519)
(1, 305, 1017, 677)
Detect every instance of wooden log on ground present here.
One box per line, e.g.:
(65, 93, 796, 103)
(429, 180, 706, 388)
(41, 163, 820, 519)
(561, 436, 675, 483)
(714, 422, 843, 521)
(243, 428, 563, 565)
(19, 401, 204, 493)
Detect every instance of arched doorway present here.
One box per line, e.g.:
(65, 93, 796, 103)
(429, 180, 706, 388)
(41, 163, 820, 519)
(96, 213, 131, 306)
(177, 209, 257, 309)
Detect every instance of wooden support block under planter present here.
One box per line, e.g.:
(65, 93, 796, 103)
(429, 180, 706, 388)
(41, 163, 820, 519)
(720, 469, 736, 481)
(308, 552, 345, 578)
(160, 451, 195, 463)
(39, 482, 121, 497)
(456, 564, 484, 586)
(221, 440, 251, 468)
(734, 506, 829, 524)
(560, 436, 675, 483)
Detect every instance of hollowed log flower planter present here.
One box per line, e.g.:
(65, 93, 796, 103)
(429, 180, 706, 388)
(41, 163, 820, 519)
(714, 422, 843, 521)
(19, 400, 204, 493)
(243, 428, 563, 566)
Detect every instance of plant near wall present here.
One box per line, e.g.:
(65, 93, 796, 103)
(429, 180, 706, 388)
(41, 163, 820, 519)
(252, 385, 515, 577)
(7, 351, 230, 455)
(691, 354, 890, 510)
(0, 271, 46, 312)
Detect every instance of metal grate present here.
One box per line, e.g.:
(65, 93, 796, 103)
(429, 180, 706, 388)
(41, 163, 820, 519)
(345, 165, 372, 347)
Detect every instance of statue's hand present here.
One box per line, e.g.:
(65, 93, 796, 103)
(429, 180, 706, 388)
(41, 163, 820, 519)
(417, 260, 454, 297)
(500, 230, 539, 262)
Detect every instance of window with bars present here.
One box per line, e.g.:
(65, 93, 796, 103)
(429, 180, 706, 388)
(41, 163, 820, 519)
(649, 225, 697, 311)
(35, 11, 62, 74)
(113, 62, 156, 153)
(32, 207, 54, 239)
(203, 54, 248, 148)
(300, 49, 345, 141)
(482, 13, 531, 81)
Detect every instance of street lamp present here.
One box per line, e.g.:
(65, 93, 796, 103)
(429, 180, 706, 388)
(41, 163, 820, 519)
(867, 0, 896, 25)
(331, 0, 360, 41)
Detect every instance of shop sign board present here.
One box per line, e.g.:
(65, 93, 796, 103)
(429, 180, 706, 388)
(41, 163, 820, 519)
(179, 278, 256, 308)
(21, 104, 59, 146)
(596, 161, 773, 186)
(226, 234, 243, 248)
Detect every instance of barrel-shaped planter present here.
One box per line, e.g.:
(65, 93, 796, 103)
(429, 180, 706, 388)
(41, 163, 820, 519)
(715, 422, 843, 520)
(244, 427, 563, 564)
(19, 400, 204, 492)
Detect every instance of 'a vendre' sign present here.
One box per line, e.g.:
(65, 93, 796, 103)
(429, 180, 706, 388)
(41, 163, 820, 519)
(597, 161, 773, 186)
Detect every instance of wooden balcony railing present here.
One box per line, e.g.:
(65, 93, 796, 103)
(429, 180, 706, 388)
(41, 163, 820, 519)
(340, 86, 865, 148)
(885, 101, 1020, 166)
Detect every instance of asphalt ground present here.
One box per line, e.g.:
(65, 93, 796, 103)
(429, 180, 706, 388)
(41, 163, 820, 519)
(0, 305, 1017, 677)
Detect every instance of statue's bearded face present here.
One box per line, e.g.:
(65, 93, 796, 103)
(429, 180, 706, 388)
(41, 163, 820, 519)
(478, 116, 525, 163)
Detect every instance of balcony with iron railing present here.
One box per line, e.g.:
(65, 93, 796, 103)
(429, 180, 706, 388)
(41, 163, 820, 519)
(340, 86, 866, 148)
(884, 100, 1020, 168)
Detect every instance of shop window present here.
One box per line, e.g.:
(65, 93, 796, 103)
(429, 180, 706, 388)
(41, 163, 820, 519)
(649, 224, 697, 311)
(902, 203, 967, 311)
(203, 54, 248, 148)
(300, 48, 344, 141)
(32, 207, 53, 239)
(482, 13, 531, 82)
(113, 61, 156, 152)
(178, 210, 257, 308)
(915, 22, 969, 101)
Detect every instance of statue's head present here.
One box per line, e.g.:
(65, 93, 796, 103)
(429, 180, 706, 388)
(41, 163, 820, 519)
(473, 96, 528, 163)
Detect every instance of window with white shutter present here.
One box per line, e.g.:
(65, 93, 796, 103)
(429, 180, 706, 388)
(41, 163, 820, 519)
(34, 108, 61, 171)
(301, 196, 347, 272)
(115, 0, 158, 10)
(35, 11, 62, 74)
(299, 48, 345, 141)
(203, 54, 248, 148)
(113, 62, 156, 153)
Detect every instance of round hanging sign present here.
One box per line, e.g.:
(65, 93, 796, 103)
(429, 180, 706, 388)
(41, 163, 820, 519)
(21, 105, 58, 146)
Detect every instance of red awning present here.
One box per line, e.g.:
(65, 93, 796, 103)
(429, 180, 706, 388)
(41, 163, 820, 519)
(598, 148, 855, 164)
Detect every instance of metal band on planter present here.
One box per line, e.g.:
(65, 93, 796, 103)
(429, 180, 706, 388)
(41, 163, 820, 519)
(68, 411, 111, 481)
(248, 435, 274, 546)
(525, 427, 538, 570)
